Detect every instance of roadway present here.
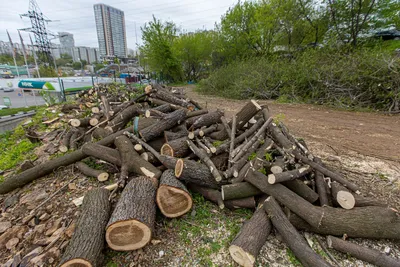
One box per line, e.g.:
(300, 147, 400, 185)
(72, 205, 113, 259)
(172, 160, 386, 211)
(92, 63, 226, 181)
(0, 90, 47, 108)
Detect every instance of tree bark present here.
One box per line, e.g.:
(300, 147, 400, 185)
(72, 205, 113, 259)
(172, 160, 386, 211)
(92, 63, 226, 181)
(75, 161, 109, 182)
(245, 170, 400, 239)
(156, 170, 192, 218)
(267, 166, 312, 184)
(175, 158, 220, 189)
(186, 109, 208, 118)
(140, 152, 160, 165)
(82, 143, 122, 166)
(229, 100, 262, 131)
(229, 202, 272, 267)
(70, 117, 90, 128)
(282, 180, 319, 203)
(59, 130, 74, 152)
(190, 110, 224, 130)
(161, 137, 190, 158)
(92, 128, 110, 140)
(186, 139, 222, 182)
(0, 126, 135, 194)
(314, 157, 330, 206)
(264, 196, 332, 267)
(61, 104, 80, 113)
(139, 109, 186, 142)
(221, 182, 262, 201)
(106, 176, 156, 251)
(150, 88, 193, 109)
(228, 115, 237, 169)
(107, 104, 141, 132)
(59, 188, 110, 267)
(270, 156, 285, 174)
(331, 181, 356, 209)
(211, 152, 229, 171)
(327, 235, 400, 267)
(100, 94, 112, 120)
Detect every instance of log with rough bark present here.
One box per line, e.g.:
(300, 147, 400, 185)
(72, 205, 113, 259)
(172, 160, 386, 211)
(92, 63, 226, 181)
(164, 125, 189, 142)
(75, 161, 109, 182)
(331, 181, 356, 209)
(327, 235, 400, 267)
(61, 104, 80, 113)
(106, 176, 156, 251)
(229, 200, 272, 267)
(107, 104, 141, 132)
(209, 129, 229, 141)
(161, 137, 190, 158)
(203, 138, 217, 154)
(139, 109, 186, 142)
(59, 130, 74, 152)
(175, 158, 220, 189)
(59, 188, 110, 267)
(267, 166, 312, 184)
(228, 116, 237, 169)
(70, 117, 90, 128)
(190, 110, 224, 130)
(115, 136, 162, 180)
(220, 116, 232, 139)
(141, 152, 159, 165)
(221, 182, 262, 201)
(264, 196, 332, 267)
(156, 170, 193, 218)
(270, 156, 285, 174)
(89, 114, 102, 126)
(187, 109, 208, 118)
(150, 88, 193, 109)
(82, 143, 122, 166)
(186, 139, 222, 182)
(69, 128, 83, 150)
(229, 100, 262, 131)
(92, 127, 110, 140)
(245, 170, 400, 239)
(211, 153, 229, 170)
(282, 180, 319, 203)
(100, 94, 112, 120)
(314, 157, 330, 206)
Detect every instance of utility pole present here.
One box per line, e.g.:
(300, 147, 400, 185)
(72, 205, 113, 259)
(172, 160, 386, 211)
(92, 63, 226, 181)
(135, 21, 141, 83)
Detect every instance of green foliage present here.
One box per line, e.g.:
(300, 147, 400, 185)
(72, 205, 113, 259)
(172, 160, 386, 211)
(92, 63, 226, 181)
(286, 248, 302, 266)
(248, 152, 257, 161)
(199, 48, 400, 110)
(265, 152, 273, 162)
(34, 66, 57, 78)
(212, 140, 223, 147)
(0, 106, 38, 116)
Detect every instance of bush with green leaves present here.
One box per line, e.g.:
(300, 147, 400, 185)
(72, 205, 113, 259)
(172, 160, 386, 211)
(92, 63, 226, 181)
(199, 49, 400, 111)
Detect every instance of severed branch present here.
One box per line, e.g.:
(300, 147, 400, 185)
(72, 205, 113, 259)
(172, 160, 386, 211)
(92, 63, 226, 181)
(228, 116, 236, 169)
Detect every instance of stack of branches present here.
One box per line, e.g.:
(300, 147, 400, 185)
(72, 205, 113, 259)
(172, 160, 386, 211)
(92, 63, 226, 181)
(1, 84, 399, 267)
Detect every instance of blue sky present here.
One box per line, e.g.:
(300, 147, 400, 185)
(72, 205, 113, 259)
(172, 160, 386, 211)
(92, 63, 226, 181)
(1, 0, 237, 50)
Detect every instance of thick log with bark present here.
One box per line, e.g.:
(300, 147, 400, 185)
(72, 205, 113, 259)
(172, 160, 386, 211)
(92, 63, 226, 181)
(331, 181, 356, 209)
(264, 197, 332, 267)
(115, 136, 162, 179)
(92, 128, 111, 140)
(161, 137, 190, 158)
(107, 104, 141, 132)
(221, 182, 262, 201)
(61, 104, 80, 113)
(282, 180, 319, 203)
(70, 117, 90, 128)
(327, 235, 400, 267)
(59, 188, 110, 267)
(314, 157, 330, 206)
(75, 161, 109, 182)
(150, 88, 193, 109)
(190, 110, 224, 130)
(156, 170, 192, 218)
(267, 166, 312, 184)
(59, 130, 74, 152)
(229, 201, 272, 267)
(175, 159, 220, 189)
(106, 177, 156, 251)
(245, 170, 400, 239)
(229, 100, 262, 131)
(139, 109, 186, 142)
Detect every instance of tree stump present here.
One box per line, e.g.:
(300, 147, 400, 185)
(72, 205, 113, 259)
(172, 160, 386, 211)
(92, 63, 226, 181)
(106, 176, 156, 251)
(75, 161, 109, 182)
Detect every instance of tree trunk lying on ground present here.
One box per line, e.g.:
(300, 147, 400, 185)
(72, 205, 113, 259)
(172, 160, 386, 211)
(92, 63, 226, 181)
(106, 176, 156, 251)
(327, 235, 400, 267)
(229, 200, 272, 267)
(229, 100, 262, 131)
(245, 170, 400, 239)
(156, 170, 192, 218)
(59, 188, 110, 267)
(264, 196, 332, 267)
(175, 158, 221, 189)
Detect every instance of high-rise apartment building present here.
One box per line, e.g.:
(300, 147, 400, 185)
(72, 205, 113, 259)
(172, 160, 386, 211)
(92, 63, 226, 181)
(94, 4, 127, 58)
(58, 32, 75, 56)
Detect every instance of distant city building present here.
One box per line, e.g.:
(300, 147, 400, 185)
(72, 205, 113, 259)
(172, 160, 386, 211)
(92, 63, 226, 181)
(94, 3, 127, 58)
(59, 32, 75, 56)
(71, 46, 99, 64)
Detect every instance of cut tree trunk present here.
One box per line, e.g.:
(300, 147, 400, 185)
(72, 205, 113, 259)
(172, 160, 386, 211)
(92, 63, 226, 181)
(107, 104, 141, 132)
(228, 115, 237, 169)
(92, 128, 110, 140)
(61, 104, 80, 113)
(106, 176, 156, 251)
(209, 129, 229, 141)
(245, 170, 400, 239)
(331, 181, 356, 209)
(190, 110, 224, 130)
(187, 109, 208, 118)
(327, 235, 400, 267)
(141, 152, 159, 165)
(75, 162, 109, 182)
(150, 89, 193, 109)
(115, 136, 162, 180)
(100, 94, 111, 120)
(186, 139, 222, 182)
(220, 116, 232, 139)
(229, 201, 272, 267)
(282, 180, 319, 203)
(156, 170, 192, 218)
(59, 130, 74, 152)
(175, 158, 220, 189)
(270, 156, 285, 174)
(267, 166, 312, 184)
(229, 100, 262, 131)
(70, 118, 90, 128)
(211, 153, 229, 171)
(139, 109, 186, 142)
(82, 143, 122, 166)
(314, 157, 330, 206)
(221, 182, 262, 201)
(161, 137, 190, 158)
(264, 196, 332, 267)
(59, 188, 110, 267)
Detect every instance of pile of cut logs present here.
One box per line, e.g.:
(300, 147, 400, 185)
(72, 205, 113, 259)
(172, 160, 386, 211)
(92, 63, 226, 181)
(1, 83, 399, 267)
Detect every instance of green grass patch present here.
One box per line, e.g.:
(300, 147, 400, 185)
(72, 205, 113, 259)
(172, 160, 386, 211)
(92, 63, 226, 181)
(286, 248, 302, 266)
(212, 140, 224, 147)
(248, 152, 257, 161)
(0, 106, 39, 116)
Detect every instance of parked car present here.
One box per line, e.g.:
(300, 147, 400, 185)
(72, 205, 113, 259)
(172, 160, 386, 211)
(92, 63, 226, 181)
(0, 105, 9, 110)
(3, 88, 14, 92)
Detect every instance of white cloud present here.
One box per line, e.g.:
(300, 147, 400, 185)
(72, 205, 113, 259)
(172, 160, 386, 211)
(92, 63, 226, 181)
(0, 0, 236, 50)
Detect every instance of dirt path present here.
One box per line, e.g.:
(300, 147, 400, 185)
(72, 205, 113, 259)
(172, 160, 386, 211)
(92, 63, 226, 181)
(186, 86, 400, 162)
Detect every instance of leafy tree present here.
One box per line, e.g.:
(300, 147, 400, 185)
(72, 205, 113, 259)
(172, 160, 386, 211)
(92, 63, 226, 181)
(34, 66, 56, 77)
(141, 16, 182, 81)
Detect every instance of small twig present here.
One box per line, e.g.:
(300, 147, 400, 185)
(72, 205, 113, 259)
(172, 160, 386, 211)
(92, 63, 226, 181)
(315, 236, 341, 267)
(85, 119, 109, 135)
